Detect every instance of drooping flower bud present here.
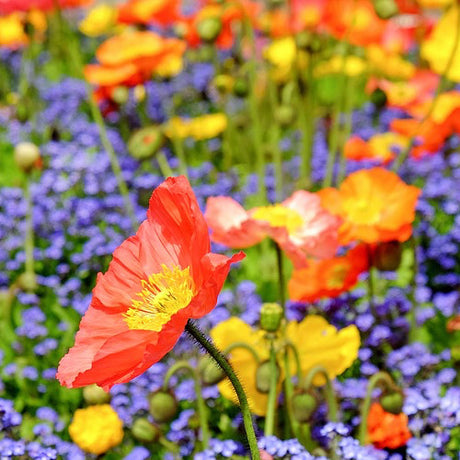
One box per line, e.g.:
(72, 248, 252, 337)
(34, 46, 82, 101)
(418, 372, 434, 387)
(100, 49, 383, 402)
(131, 418, 161, 443)
(372, 241, 402, 271)
(274, 106, 296, 127)
(373, 0, 399, 20)
(149, 391, 178, 423)
(197, 17, 222, 43)
(380, 391, 404, 415)
(83, 384, 111, 405)
(110, 86, 129, 105)
(255, 360, 279, 393)
(292, 391, 317, 423)
(128, 126, 163, 160)
(260, 303, 283, 333)
(370, 88, 387, 109)
(233, 78, 249, 98)
(14, 142, 40, 173)
(198, 355, 226, 385)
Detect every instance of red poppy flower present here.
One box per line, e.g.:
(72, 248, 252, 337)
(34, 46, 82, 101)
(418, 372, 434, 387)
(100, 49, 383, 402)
(0, 0, 91, 14)
(57, 176, 244, 391)
(367, 402, 412, 449)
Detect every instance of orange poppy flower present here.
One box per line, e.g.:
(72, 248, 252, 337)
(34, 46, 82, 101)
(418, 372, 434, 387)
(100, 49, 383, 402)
(323, 0, 388, 47)
(288, 244, 369, 303)
(57, 176, 244, 391)
(117, 0, 180, 27)
(205, 191, 341, 268)
(344, 134, 405, 165)
(367, 402, 412, 449)
(84, 30, 185, 89)
(318, 168, 421, 245)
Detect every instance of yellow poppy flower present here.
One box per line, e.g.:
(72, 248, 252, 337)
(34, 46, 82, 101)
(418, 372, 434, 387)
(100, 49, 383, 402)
(211, 315, 360, 416)
(79, 4, 118, 37)
(421, 4, 460, 82)
(0, 14, 27, 49)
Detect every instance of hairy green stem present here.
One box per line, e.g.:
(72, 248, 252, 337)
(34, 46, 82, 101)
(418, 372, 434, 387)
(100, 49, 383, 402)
(162, 361, 209, 449)
(185, 321, 261, 460)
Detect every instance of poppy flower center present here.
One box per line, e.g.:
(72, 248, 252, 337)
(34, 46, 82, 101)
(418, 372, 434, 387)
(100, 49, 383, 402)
(326, 263, 349, 289)
(124, 265, 195, 331)
(251, 205, 303, 233)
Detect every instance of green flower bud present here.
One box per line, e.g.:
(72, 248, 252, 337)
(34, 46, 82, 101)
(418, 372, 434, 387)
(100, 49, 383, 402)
(197, 17, 222, 43)
(198, 356, 225, 385)
(14, 142, 40, 173)
(128, 126, 163, 160)
(373, 0, 399, 20)
(110, 86, 129, 105)
(131, 418, 161, 443)
(260, 303, 283, 333)
(370, 87, 387, 109)
(255, 360, 279, 394)
(149, 391, 178, 423)
(82, 384, 111, 405)
(292, 392, 317, 423)
(380, 391, 404, 415)
(274, 105, 296, 127)
(372, 241, 402, 272)
(451, 345, 460, 363)
(233, 78, 249, 98)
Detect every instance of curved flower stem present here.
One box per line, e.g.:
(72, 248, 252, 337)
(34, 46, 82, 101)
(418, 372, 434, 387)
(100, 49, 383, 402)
(282, 343, 301, 438)
(185, 321, 261, 460)
(264, 341, 278, 436)
(275, 243, 286, 313)
(23, 174, 36, 288)
(358, 371, 400, 445)
(162, 360, 209, 449)
(392, 3, 460, 172)
(301, 366, 338, 423)
(224, 343, 261, 364)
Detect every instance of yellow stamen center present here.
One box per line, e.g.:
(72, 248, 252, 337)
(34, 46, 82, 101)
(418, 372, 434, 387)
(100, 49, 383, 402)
(124, 265, 195, 331)
(251, 205, 303, 233)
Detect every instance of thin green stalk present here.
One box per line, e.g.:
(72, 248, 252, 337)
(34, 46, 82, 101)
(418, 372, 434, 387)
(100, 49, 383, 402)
(268, 79, 283, 201)
(366, 246, 376, 315)
(245, 19, 266, 204)
(299, 52, 316, 187)
(336, 79, 355, 184)
(23, 175, 35, 282)
(87, 92, 138, 231)
(156, 152, 174, 178)
(392, 3, 460, 172)
(162, 361, 209, 449)
(185, 321, 261, 460)
(275, 243, 286, 313)
(408, 237, 418, 342)
(62, 15, 138, 232)
(171, 135, 188, 177)
(302, 366, 339, 460)
(358, 371, 399, 445)
(264, 341, 278, 436)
